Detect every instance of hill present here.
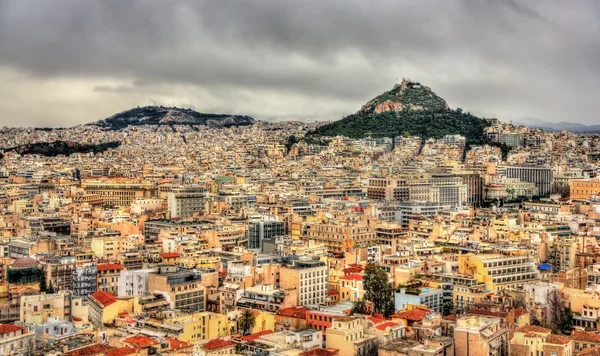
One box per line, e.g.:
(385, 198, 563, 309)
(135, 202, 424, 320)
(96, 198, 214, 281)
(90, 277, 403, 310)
(3, 141, 121, 157)
(311, 78, 491, 145)
(92, 106, 256, 130)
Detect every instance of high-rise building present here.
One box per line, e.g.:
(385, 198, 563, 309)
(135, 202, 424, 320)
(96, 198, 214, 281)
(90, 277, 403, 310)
(281, 259, 328, 307)
(247, 216, 285, 250)
(497, 165, 553, 195)
(147, 265, 206, 312)
(72, 263, 97, 298)
(167, 185, 209, 218)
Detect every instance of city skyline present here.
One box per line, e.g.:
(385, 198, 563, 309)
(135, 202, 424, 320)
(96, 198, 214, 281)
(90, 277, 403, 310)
(1, 0, 599, 127)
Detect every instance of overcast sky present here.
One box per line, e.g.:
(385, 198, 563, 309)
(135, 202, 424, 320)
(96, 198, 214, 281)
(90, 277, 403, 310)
(0, 0, 598, 127)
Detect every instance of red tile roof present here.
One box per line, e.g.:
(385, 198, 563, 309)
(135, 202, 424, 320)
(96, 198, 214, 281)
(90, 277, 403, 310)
(514, 325, 551, 334)
(160, 252, 180, 259)
(164, 337, 192, 350)
(375, 321, 400, 331)
(67, 344, 114, 356)
(367, 316, 385, 324)
(277, 306, 309, 319)
(106, 346, 136, 356)
(328, 289, 339, 296)
(340, 274, 363, 281)
(240, 330, 274, 342)
(90, 291, 118, 307)
(202, 338, 234, 350)
(122, 335, 159, 348)
(468, 309, 508, 318)
(572, 330, 600, 343)
(97, 263, 124, 272)
(546, 334, 571, 345)
(393, 309, 431, 321)
(299, 348, 340, 356)
(514, 307, 529, 317)
(579, 348, 600, 356)
(0, 324, 24, 334)
(342, 266, 363, 274)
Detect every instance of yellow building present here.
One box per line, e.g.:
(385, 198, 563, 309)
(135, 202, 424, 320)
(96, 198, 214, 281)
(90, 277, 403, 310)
(458, 253, 539, 291)
(82, 178, 158, 207)
(326, 316, 377, 356)
(20, 291, 71, 325)
(159, 311, 231, 343)
(88, 291, 134, 328)
(339, 274, 365, 302)
(245, 310, 275, 335)
(91, 236, 131, 261)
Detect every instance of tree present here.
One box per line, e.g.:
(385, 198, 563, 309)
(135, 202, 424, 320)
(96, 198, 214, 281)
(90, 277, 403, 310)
(47, 280, 55, 294)
(238, 309, 256, 335)
(39, 270, 47, 293)
(383, 299, 396, 319)
(442, 301, 454, 316)
(363, 264, 394, 315)
(350, 299, 367, 315)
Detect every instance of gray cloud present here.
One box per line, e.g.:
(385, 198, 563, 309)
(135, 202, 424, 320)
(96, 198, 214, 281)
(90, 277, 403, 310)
(0, 0, 598, 126)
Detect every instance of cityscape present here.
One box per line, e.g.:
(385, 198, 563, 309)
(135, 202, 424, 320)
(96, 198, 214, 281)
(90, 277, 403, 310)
(1, 2, 600, 356)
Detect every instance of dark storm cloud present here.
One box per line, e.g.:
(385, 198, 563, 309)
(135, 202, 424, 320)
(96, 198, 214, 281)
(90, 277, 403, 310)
(0, 0, 598, 126)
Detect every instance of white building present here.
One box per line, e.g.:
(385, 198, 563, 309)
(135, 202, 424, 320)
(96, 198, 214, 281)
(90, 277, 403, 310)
(167, 185, 209, 218)
(118, 269, 153, 297)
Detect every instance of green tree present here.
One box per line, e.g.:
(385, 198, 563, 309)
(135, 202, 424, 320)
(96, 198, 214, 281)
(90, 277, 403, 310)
(442, 301, 454, 316)
(47, 280, 55, 294)
(363, 264, 394, 315)
(557, 307, 574, 334)
(350, 299, 367, 315)
(383, 299, 396, 319)
(39, 269, 47, 292)
(238, 309, 256, 335)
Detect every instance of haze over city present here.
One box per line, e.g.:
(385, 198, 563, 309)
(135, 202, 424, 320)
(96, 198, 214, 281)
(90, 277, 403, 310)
(1, 0, 599, 126)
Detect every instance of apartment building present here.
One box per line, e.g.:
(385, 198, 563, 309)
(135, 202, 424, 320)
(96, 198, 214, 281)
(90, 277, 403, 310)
(72, 263, 97, 298)
(147, 265, 206, 312)
(167, 185, 209, 218)
(326, 316, 377, 356)
(454, 316, 509, 356)
(38, 255, 76, 292)
(118, 269, 152, 297)
(20, 291, 72, 324)
(395, 287, 444, 313)
(430, 174, 468, 207)
(458, 253, 540, 292)
(280, 259, 328, 307)
(96, 263, 123, 295)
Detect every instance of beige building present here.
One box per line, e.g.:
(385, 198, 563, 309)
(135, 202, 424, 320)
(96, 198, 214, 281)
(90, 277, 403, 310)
(20, 291, 71, 325)
(280, 259, 328, 307)
(454, 316, 509, 356)
(510, 325, 573, 356)
(82, 179, 158, 207)
(326, 316, 377, 356)
(147, 265, 206, 312)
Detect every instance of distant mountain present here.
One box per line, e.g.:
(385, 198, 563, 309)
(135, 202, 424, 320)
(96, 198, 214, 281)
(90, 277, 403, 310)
(514, 118, 600, 133)
(92, 106, 256, 130)
(311, 78, 491, 145)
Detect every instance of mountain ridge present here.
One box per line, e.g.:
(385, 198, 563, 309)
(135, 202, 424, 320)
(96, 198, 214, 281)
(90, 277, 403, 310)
(91, 106, 256, 130)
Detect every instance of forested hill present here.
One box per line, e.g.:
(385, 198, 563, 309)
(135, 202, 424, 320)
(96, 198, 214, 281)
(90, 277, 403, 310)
(311, 79, 491, 145)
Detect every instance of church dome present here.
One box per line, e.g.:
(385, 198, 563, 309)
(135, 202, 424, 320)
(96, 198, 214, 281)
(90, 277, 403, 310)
(11, 257, 39, 269)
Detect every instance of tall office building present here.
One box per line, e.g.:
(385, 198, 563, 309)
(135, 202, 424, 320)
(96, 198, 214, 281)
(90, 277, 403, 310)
(247, 216, 285, 250)
(498, 166, 553, 195)
(281, 259, 328, 307)
(167, 185, 209, 218)
(430, 174, 468, 207)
